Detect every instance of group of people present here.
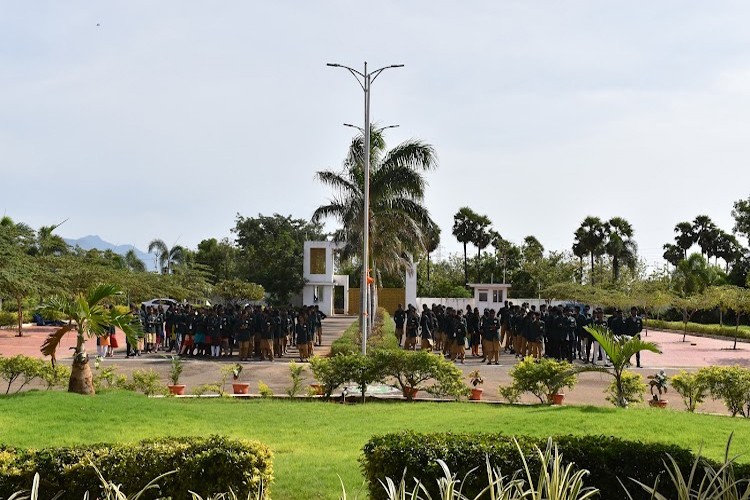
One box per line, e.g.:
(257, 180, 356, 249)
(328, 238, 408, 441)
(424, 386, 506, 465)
(125, 303, 327, 362)
(393, 301, 644, 367)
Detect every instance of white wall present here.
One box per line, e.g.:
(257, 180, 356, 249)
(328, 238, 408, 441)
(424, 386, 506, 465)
(416, 297, 474, 311)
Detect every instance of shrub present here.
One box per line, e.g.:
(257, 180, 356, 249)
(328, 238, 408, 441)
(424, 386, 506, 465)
(309, 356, 348, 398)
(506, 357, 578, 404)
(128, 368, 167, 396)
(168, 355, 184, 386)
(646, 319, 750, 341)
(498, 384, 523, 404)
(92, 364, 127, 392)
(193, 383, 222, 396)
(360, 431, 750, 500)
(605, 370, 645, 407)
(0, 355, 43, 394)
(38, 363, 71, 390)
(330, 308, 399, 356)
(257, 381, 273, 398)
(670, 370, 709, 412)
(379, 349, 463, 401)
(0, 435, 273, 499)
(285, 361, 305, 397)
(0, 311, 18, 328)
(699, 365, 750, 417)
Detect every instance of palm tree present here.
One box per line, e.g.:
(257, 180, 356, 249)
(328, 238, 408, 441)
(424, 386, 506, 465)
(125, 249, 147, 273)
(584, 325, 661, 407)
(0, 216, 35, 251)
(148, 238, 185, 274)
(714, 231, 741, 272)
(572, 241, 586, 283)
(424, 222, 441, 285)
(40, 284, 142, 394)
(573, 216, 607, 285)
(692, 215, 718, 260)
(604, 217, 638, 281)
(312, 126, 438, 283)
(673, 222, 696, 259)
(472, 213, 493, 283)
(452, 207, 479, 286)
(662, 243, 684, 267)
(34, 220, 70, 257)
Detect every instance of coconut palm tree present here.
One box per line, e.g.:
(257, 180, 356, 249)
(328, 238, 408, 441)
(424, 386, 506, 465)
(673, 221, 696, 259)
(125, 249, 147, 273)
(472, 213, 493, 283)
(312, 126, 438, 282)
(40, 283, 142, 395)
(573, 216, 607, 285)
(452, 207, 479, 286)
(605, 217, 638, 281)
(148, 239, 185, 274)
(424, 222, 441, 285)
(584, 325, 661, 407)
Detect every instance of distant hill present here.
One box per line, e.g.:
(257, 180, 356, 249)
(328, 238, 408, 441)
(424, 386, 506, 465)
(63, 235, 155, 271)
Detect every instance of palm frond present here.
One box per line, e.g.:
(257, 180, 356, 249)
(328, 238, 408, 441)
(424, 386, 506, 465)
(86, 283, 122, 308)
(40, 324, 75, 359)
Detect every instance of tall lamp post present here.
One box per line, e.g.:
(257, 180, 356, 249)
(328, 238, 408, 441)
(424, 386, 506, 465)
(327, 61, 403, 355)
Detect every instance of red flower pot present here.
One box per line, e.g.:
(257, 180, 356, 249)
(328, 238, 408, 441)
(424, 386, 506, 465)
(233, 382, 250, 395)
(547, 393, 565, 405)
(168, 384, 186, 396)
(469, 388, 484, 401)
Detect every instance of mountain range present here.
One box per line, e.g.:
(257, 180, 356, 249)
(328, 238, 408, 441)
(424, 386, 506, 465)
(63, 235, 156, 271)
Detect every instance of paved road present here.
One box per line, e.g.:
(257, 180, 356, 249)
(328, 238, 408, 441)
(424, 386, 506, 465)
(1, 317, 747, 413)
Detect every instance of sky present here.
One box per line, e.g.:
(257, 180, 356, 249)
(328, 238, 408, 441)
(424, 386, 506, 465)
(2, 1, 750, 267)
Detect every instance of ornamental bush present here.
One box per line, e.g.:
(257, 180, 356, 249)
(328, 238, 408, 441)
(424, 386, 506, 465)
(360, 431, 750, 500)
(0, 435, 273, 499)
(699, 365, 750, 417)
(670, 370, 709, 412)
(506, 357, 578, 404)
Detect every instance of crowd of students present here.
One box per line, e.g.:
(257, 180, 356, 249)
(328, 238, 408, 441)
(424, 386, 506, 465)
(394, 302, 644, 367)
(123, 303, 327, 362)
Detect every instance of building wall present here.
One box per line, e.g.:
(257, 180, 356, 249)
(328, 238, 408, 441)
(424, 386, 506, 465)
(348, 287, 405, 315)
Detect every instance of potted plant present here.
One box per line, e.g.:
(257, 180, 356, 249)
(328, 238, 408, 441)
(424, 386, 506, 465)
(230, 363, 250, 395)
(167, 356, 185, 395)
(648, 370, 669, 408)
(508, 357, 578, 405)
(468, 370, 484, 401)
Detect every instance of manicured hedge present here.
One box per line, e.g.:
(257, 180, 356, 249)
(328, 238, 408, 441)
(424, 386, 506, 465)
(0, 435, 273, 499)
(361, 431, 750, 500)
(330, 308, 399, 356)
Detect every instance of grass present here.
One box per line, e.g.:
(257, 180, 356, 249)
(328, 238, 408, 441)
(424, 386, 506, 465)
(1, 392, 749, 499)
(646, 319, 750, 340)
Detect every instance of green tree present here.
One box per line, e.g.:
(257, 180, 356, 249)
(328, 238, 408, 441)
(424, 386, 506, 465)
(213, 279, 265, 306)
(234, 213, 323, 304)
(472, 213, 493, 283)
(40, 284, 142, 395)
(674, 221, 696, 259)
(195, 237, 238, 284)
(452, 207, 479, 286)
(573, 216, 607, 285)
(147, 239, 185, 275)
(732, 195, 750, 243)
(124, 249, 146, 273)
(313, 126, 438, 281)
(692, 215, 718, 260)
(605, 217, 637, 281)
(0, 249, 39, 337)
(662, 243, 684, 267)
(584, 325, 661, 407)
(423, 221, 441, 286)
(32, 221, 69, 257)
(671, 253, 723, 297)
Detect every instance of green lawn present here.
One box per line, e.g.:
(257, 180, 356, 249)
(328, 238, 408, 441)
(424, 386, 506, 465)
(1, 391, 749, 499)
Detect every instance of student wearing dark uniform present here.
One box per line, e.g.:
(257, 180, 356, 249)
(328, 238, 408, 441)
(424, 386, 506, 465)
(314, 305, 326, 346)
(394, 304, 406, 347)
(563, 308, 577, 363)
(260, 309, 274, 361)
(527, 311, 546, 360)
(405, 307, 419, 350)
(443, 308, 456, 357)
(625, 306, 644, 367)
(295, 313, 310, 362)
(452, 310, 467, 363)
(420, 305, 433, 351)
(468, 307, 481, 357)
(483, 310, 501, 365)
(237, 309, 252, 361)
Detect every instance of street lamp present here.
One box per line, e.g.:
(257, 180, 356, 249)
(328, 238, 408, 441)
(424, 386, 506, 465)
(327, 61, 404, 355)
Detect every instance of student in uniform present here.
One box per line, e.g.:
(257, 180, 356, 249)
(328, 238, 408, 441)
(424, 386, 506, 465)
(452, 310, 467, 363)
(404, 307, 419, 350)
(296, 313, 310, 362)
(237, 309, 253, 361)
(394, 304, 406, 347)
(420, 305, 433, 350)
(468, 307, 481, 357)
(483, 310, 501, 365)
(314, 305, 326, 346)
(527, 311, 545, 360)
(625, 306, 644, 367)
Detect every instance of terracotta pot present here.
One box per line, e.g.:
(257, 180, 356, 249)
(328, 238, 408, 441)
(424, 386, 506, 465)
(168, 384, 185, 396)
(310, 383, 324, 395)
(547, 393, 565, 405)
(469, 387, 484, 401)
(403, 387, 419, 399)
(649, 399, 668, 408)
(232, 382, 250, 395)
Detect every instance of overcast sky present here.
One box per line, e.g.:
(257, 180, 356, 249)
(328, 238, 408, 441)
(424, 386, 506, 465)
(2, 2, 750, 266)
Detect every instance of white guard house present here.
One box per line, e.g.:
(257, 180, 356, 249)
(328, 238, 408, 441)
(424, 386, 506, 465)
(302, 241, 349, 316)
(468, 283, 511, 311)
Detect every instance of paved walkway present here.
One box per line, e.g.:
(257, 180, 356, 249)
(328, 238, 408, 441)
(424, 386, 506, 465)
(1, 318, 747, 414)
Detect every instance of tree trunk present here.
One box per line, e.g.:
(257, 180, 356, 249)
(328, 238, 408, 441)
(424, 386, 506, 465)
(476, 247, 481, 283)
(613, 256, 619, 281)
(463, 242, 468, 286)
(426, 253, 431, 285)
(15, 297, 23, 337)
(590, 253, 595, 285)
(69, 332, 95, 395)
